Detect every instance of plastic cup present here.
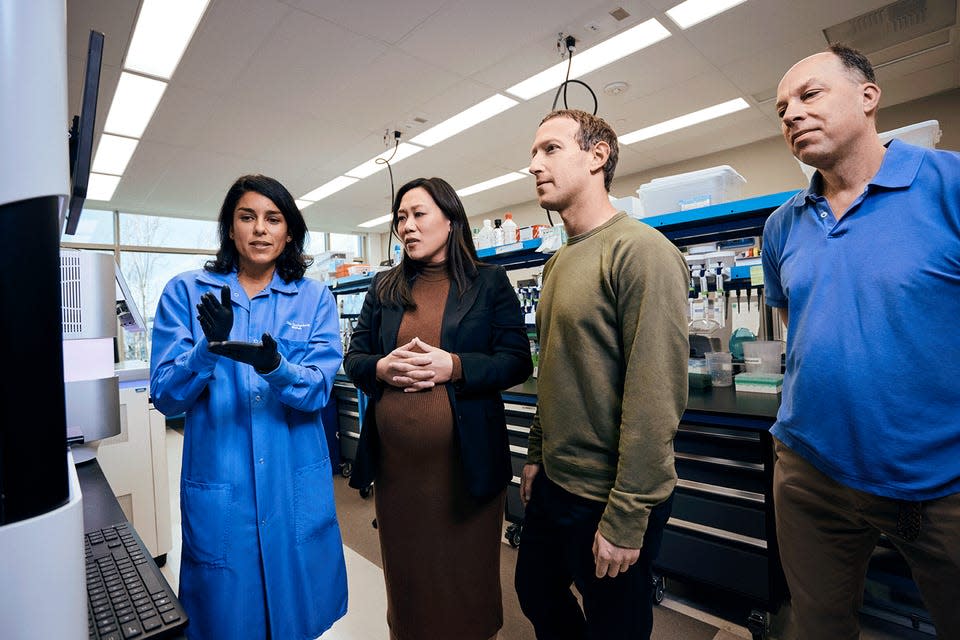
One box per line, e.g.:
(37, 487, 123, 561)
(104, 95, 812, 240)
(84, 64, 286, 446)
(705, 351, 733, 387)
(742, 340, 782, 374)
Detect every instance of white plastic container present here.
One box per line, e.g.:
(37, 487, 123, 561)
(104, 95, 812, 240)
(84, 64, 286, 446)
(610, 195, 644, 218)
(501, 213, 518, 243)
(796, 120, 942, 181)
(637, 165, 746, 216)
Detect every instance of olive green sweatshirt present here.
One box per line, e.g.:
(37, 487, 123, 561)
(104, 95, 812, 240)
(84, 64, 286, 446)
(527, 212, 689, 548)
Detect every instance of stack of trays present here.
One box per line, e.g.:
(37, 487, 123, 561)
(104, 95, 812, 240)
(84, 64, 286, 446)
(734, 372, 783, 394)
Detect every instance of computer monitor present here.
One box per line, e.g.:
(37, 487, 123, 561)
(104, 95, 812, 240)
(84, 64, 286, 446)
(115, 261, 146, 333)
(63, 30, 105, 236)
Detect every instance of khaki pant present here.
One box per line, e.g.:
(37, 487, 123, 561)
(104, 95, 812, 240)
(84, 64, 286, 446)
(773, 439, 960, 640)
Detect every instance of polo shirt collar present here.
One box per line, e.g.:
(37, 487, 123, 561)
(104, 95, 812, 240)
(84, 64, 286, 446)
(792, 137, 922, 212)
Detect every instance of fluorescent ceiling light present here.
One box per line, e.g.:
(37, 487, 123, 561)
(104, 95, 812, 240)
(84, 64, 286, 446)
(666, 0, 749, 29)
(103, 72, 168, 138)
(91, 134, 139, 176)
(124, 0, 211, 79)
(456, 171, 529, 197)
(506, 19, 671, 100)
(618, 97, 750, 145)
(358, 214, 394, 228)
(344, 143, 425, 179)
(409, 94, 518, 147)
(300, 176, 359, 202)
(87, 173, 122, 201)
(295, 200, 314, 210)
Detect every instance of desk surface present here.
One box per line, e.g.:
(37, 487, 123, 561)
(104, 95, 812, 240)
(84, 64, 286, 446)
(76, 458, 127, 532)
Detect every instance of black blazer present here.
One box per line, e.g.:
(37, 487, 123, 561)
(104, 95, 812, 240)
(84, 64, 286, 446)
(344, 263, 533, 501)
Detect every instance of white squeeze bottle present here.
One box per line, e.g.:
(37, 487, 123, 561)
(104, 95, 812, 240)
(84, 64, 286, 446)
(477, 219, 495, 249)
(501, 212, 518, 243)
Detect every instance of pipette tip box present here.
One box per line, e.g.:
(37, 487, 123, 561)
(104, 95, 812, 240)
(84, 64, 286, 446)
(734, 372, 783, 394)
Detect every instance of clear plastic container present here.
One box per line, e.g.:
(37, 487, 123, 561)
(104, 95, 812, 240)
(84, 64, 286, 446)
(476, 219, 494, 250)
(742, 340, 782, 374)
(637, 165, 746, 216)
(705, 351, 733, 387)
(797, 120, 941, 181)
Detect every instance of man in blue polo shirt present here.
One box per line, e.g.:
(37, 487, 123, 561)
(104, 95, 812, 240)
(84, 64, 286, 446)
(763, 43, 960, 639)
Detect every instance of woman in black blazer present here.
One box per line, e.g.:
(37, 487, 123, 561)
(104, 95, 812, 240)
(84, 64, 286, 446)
(344, 177, 532, 640)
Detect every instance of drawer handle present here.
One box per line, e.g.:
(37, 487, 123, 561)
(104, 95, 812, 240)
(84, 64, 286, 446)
(667, 517, 768, 549)
(676, 479, 764, 504)
(675, 451, 764, 472)
(339, 410, 360, 419)
(504, 403, 536, 414)
(509, 444, 527, 455)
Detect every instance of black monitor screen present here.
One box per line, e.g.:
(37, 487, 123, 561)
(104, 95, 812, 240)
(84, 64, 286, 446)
(64, 30, 105, 236)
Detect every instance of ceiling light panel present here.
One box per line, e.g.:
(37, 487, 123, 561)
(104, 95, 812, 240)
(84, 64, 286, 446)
(409, 94, 518, 147)
(506, 19, 671, 100)
(358, 214, 394, 228)
(91, 134, 139, 176)
(456, 171, 529, 197)
(87, 173, 122, 201)
(124, 0, 212, 79)
(344, 143, 425, 179)
(619, 98, 750, 145)
(666, 0, 749, 30)
(300, 176, 359, 202)
(295, 200, 314, 210)
(103, 72, 168, 138)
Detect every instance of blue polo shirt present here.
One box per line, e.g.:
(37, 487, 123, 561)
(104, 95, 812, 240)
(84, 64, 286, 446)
(762, 139, 960, 500)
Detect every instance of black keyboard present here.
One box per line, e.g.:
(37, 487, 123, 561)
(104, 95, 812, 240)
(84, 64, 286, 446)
(85, 522, 188, 640)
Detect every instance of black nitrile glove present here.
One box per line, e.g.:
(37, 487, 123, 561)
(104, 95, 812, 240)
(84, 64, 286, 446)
(197, 285, 233, 344)
(208, 333, 281, 374)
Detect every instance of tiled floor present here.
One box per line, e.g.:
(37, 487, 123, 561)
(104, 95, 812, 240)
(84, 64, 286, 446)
(158, 427, 932, 639)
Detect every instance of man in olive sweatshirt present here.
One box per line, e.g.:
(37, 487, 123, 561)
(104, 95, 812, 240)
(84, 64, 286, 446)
(515, 109, 689, 640)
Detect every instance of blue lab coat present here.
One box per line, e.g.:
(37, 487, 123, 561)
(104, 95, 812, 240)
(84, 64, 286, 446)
(150, 268, 347, 640)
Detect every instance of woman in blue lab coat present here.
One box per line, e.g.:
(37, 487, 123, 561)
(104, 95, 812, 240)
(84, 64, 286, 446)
(150, 174, 347, 640)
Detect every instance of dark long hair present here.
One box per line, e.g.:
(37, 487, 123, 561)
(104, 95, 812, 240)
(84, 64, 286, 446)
(204, 174, 312, 282)
(375, 177, 480, 308)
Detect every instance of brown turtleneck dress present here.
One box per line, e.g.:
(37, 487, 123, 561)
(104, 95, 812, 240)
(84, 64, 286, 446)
(373, 262, 505, 640)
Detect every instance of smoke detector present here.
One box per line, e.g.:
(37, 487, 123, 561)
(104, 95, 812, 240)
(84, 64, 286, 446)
(603, 81, 629, 96)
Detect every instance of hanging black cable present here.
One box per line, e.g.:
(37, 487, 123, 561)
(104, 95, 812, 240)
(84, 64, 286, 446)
(376, 137, 401, 260)
(550, 38, 598, 115)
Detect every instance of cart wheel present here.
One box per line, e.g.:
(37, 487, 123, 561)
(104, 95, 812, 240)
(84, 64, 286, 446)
(503, 523, 522, 548)
(359, 484, 373, 499)
(340, 461, 352, 478)
(652, 574, 665, 605)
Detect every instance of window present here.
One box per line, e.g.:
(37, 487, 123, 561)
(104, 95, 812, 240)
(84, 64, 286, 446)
(120, 213, 218, 250)
(61, 207, 114, 244)
(118, 251, 210, 362)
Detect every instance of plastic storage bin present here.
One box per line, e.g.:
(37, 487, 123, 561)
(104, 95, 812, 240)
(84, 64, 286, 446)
(637, 165, 746, 216)
(610, 195, 644, 218)
(797, 120, 941, 181)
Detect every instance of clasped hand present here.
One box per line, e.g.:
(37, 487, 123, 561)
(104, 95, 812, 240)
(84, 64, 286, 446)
(376, 337, 453, 392)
